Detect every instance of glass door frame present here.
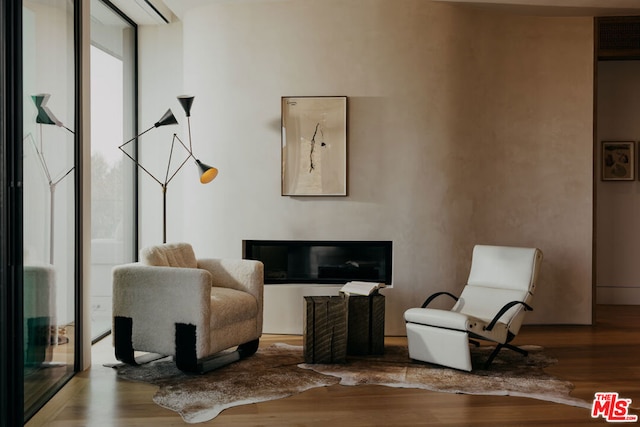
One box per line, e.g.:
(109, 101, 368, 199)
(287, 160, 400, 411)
(74, 0, 85, 376)
(1, 0, 84, 424)
(1, 1, 25, 425)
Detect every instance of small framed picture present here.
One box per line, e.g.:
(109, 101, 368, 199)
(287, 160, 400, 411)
(602, 141, 635, 181)
(281, 96, 347, 196)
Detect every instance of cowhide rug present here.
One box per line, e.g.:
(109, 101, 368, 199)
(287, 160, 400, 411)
(111, 343, 591, 424)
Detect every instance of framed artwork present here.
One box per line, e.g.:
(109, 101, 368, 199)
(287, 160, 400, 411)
(602, 141, 635, 181)
(281, 96, 347, 196)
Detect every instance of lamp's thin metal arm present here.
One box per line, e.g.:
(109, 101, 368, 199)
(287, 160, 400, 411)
(52, 167, 75, 186)
(30, 124, 75, 184)
(118, 125, 156, 150)
(24, 125, 75, 265)
(164, 134, 176, 184)
(25, 130, 54, 184)
(187, 116, 193, 152)
(30, 133, 54, 183)
(174, 133, 197, 160)
(165, 134, 191, 186)
(118, 144, 164, 187)
(25, 129, 75, 188)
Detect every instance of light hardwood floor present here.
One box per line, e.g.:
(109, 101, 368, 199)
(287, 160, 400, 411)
(26, 305, 640, 426)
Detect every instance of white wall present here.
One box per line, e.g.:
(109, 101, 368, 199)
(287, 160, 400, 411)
(140, 0, 594, 334)
(138, 23, 185, 245)
(596, 60, 640, 304)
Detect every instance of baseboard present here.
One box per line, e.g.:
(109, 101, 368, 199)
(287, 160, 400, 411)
(597, 287, 640, 305)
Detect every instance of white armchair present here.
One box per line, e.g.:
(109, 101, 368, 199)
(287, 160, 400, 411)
(404, 245, 543, 371)
(112, 243, 264, 373)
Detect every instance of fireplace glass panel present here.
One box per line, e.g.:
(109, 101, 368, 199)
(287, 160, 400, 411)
(243, 240, 392, 285)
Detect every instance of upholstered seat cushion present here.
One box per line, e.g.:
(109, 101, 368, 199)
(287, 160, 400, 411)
(405, 308, 471, 330)
(404, 307, 509, 344)
(209, 287, 259, 329)
(140, 242, 197, 268)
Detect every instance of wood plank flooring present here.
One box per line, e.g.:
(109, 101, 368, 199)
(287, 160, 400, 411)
(26, 305, 640, 426)
(24, 325, 75, 418)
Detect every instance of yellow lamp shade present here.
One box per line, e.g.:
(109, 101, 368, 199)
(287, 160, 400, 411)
(196, 160, 218, 183)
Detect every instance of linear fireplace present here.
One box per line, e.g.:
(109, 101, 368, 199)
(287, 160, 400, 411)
(243, 240, 392, 285)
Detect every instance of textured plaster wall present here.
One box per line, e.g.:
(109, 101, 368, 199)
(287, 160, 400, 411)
(138, 23, 186, 246)
(596, 61, 640, 304)
(140, 0, 594, 333)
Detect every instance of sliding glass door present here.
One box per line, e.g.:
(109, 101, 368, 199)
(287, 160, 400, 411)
(89, 0, 136, 342)
(1, 0, 136, 421)
(22, 0, 78, 420)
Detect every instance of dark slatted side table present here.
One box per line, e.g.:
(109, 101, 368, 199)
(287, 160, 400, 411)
(347, 293, 385, 355)
(303, 296, 348, 364)
(303, 293, 386, 363)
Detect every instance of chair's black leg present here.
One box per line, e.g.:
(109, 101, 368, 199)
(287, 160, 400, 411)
(113, 316, 167, 366)
(503, 343, 528, 357)
(237, 339, 259, 358)
(25, 317, 49, 366)
(191, 339, 260, 373)
(175, 324, 260, 374)
(484, 343, 504, 369)
(195, 339, 259, 373)
(175, 323, 198, 373)
(484, 343, 529, 369)
(114, 316, 137, 365)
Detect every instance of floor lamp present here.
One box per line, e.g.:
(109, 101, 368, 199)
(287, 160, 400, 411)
(25, 94, 75, 264)
(119, 96, 218, 243)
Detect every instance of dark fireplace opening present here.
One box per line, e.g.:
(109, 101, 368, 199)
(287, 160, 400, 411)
(243, 240, 392, 285)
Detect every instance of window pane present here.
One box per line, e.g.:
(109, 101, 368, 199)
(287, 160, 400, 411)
(90, 0, 136, 340)
(23, 0, 76, 419)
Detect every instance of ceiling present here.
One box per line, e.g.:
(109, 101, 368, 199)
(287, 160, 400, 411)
(434, 0, 640, 16)
(108, 0, 640, 26)
(105, 0, 176, 25)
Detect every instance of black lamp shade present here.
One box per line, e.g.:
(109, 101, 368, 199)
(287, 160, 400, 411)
(178, 95, 194, 117)
(154, 109, 178, 127)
